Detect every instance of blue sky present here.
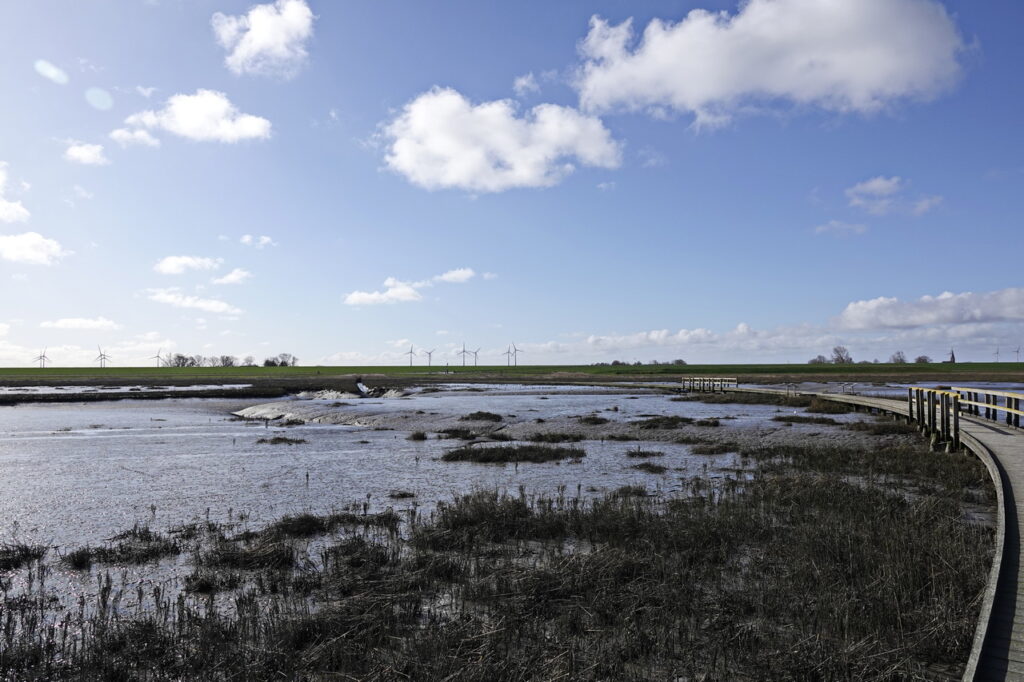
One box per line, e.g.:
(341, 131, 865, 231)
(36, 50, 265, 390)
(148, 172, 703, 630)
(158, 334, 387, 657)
(1, 0, 1022, 366)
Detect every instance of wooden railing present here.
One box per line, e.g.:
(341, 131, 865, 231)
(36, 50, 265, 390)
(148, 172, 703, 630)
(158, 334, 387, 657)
(908, 386, 1023, 452)
(681, 377, 738, 392)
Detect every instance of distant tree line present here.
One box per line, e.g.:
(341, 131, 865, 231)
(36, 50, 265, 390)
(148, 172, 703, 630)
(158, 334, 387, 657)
(807, 346, 931, 365)
(164, 353, 298, 368)
(592, 359, 687, 367)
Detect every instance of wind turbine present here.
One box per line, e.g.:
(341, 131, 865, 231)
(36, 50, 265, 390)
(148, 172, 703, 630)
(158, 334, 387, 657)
(511, 343, 523, 367)
(423, 349, 435, 367)
(32, 348, 49, 369)
(502, 345, 512, 366)
(150, 348, 163, 368)
(404, 345, 416, 366)
(95, 345, 111, 369)
(1015, 346, 1021, 363)
(458, 343, 470, 367)
(470, 348, 481, 367)
(995, 346, 1001, 363)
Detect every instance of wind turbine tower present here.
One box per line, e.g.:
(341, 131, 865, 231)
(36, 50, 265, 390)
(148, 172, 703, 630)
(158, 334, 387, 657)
(33, 348, 49, 369)
(405, 345, 416, 367)
(511, 343, 523, 367)
(502, 345, 512, 366)
(95, 346, 111, 369)
(995, 346, 1001, 363)
(458, 343, 470, 367)
(1016, 346, 1021, 363)
(471, 348, 481, 367)
(423, 349, 435, 367)
(150, 348, 163, 368)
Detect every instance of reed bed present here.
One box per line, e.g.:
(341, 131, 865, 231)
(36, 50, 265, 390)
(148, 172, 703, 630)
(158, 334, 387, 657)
(0, 440, 994, 680)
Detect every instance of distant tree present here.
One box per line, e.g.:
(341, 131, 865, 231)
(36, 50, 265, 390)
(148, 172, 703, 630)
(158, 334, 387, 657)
(808, 355, 829, 365)
(242, 356, 256, 367)
(169, 353, 190, 368)
(831, 346, 853, 364)
(207, 356, 223, 367)
(263, 358, 279, 367)
(889, 351, 907, 364)
(914, 355, 932, 364)
(671, 358, 687, 366)
(276, 353, 297, 367)
(610, 360, 625, 366)
(219, 355, 237, 368)
(190, 355, 205, 368)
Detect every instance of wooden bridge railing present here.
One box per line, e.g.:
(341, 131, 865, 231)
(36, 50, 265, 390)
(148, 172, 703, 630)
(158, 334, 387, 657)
(681, 377, 738, 392)
(908, 386, 1023, 452)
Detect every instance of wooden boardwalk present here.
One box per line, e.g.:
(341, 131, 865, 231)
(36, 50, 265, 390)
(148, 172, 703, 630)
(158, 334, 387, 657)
(669, 384, 1024, 681)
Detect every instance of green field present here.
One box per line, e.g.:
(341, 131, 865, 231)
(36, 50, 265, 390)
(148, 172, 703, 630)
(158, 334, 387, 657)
(0, 362, 1021, 384)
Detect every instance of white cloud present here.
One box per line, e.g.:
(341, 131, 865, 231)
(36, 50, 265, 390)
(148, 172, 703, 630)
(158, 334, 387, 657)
(0, 322, 8, 336)
(146, 288, 242, 315)
(482, 272, 498, 280)
(212, 0, 315, 78)
(64, 142, 110, 166)
(575, 0, 964, 126)
(344, 267, 477, 306)
(912, 195, 943, 215)
(73, 185, 93, 200)
(344, 277, 423, 306)
(0, 232, 71, 265)
(845, 176, 903, 214)
(597, 181, 616, 191)
(136, 86, 157, 98)
(838, 288, 1024, 330)
(845, 175, 943, 216)
(41, 317, 121, 330)
(110, 128, 161, 148)
(513, 72, 540, 96)
(34, 59, 68, 85)
(814, 219, 866, 236)
(121, 90, 271, 143)
(434, 267, 475, 284)
(0, 162, 30, 223)
(240, 234, 276, 248)
(382, 87, 621, 192)
(213, 268, 252, 285)
(154, 255, 223, 274)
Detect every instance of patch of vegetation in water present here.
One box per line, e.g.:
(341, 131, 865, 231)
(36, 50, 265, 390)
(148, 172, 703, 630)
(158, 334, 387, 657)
(442, 444, 583, 463)
(577, 415, 609, 425)
(459, 411, 503, 422)
(633, 415, 694, 429)
(772, 415, 842, 425)
(256, 436, 307, 445)
(631, 462, 669, 474)
(526, 432, 584, 443)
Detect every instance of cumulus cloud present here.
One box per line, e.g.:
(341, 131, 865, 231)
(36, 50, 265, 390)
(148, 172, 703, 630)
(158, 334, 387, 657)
(120, 90, 271, 144)
(136, 86, 157, 98)
(41, 317, 121, 330)
(845, 176, 903, 214)
(0, 232, 71, 265)
(64, 142, 109, 165)
(0, 162, 30, 223)
(240, 234, 276, 248)
(344, 267, 477, 306)
(154, 255, 223, 274)
(845, 175, 942, 216)
(513, 72, 540, 96)
(212, 267, 252, 285)
(814, 219, 866, 236)
(839, 289, 1024, 330)
(575, 0, 964, 126)
(212, 0, 315, 78)
(146, 288, 242, 315)
(34, 59, 68, 85)
(110, 128, 160, 148)
(382, 87, 621, 192)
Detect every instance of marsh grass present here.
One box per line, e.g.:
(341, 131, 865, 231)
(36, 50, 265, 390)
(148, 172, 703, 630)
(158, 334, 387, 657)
(256, 436, 307, 445)
(691, 392, 813, 407)
(625, 447, 664, 458)
(806, 397, 854, 414)
(526, 432, 584, 443)
(438, 427, 477, 440)
(846, 420, 920, 436)
(407, 431, 427, 441)
(0, 544, 46, 571)
(631, 462, 669, 474)
(633, 415, 694, 429)
(690, 442, 740, 455)
(578, 415, 609, 425)
(772, 414, 842, 425)
(459, 411, 503, 422)
(442, 444, 584, 464)
(0, 439, 995, 681)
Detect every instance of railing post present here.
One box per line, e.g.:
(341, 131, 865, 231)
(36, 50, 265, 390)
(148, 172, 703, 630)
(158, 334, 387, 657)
(953, 395, 960, 451)
(908, 388, 914, 421)
(1006, 395, 1013, 426)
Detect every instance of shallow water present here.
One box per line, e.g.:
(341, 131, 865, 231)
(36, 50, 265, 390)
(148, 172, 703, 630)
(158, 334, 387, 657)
(0, 384, 831, 551)
(0, 384, 252, 395)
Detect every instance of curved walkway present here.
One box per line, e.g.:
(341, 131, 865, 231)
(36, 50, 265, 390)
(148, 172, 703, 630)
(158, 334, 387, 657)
(638, 384, 1023, 681)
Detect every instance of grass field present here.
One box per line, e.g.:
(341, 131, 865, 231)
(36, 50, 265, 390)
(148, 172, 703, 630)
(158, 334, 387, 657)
(0, 361, 1021, 385)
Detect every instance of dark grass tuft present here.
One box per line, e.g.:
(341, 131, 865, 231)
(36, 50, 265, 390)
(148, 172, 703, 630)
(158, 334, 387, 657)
(806, 397, 854, 414)
(633, 415, 694, 429)
(526, 432, 584, 443)
(0, 543, 46, 571)
(631, 462, 669, 474)
(772, 415, 842, 425)
(578, 415, 609, 425)
(442, 444, 583, 463)
(256, 436, 307, 445)
(459, 411, 503, 422)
